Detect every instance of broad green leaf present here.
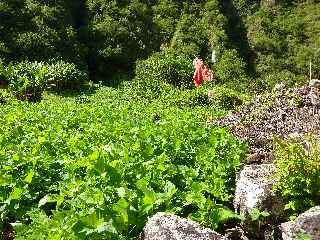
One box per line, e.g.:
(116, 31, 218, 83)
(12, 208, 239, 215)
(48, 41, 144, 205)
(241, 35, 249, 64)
(10, 187, 23, 200)
(185, 191, 206, 209)
(90, 151, 99, 161)
(143, 190, 156, 206)
(24, 170, 34, 184)
(38, 136, 45, 143)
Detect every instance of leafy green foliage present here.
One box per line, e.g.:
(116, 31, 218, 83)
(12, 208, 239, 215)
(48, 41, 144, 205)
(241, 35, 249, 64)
(0, 82, 247, 239)
(85, 0, 160, 76)
(203, 0, 229, 50)
(297, 232, 312, 240)
(135, 51, 194, 91)
(245, 208, 271, 239)
(212, 87, 243, 110)
(273, 136, 320, 219)
(152, 0, 181, 45)
(4, 60, 88, 101)
(1, 0, 320, 237)
(0, 0, 319, 88)
(171, 13, 209, 57)
(245, 2, 320, 88)
(8, 61, 48, 102)
(0, 0, 85, 65)
(46, 60, 88, 91)
(214, 49, 248, 86)
(249, 208, 270, 222)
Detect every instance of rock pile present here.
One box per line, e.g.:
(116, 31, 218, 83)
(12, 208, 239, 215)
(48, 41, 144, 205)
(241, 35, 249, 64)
(214, 82, 320, 163)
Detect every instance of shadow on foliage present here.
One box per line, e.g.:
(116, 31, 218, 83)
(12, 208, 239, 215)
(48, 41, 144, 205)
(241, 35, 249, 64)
(52, 82, 99, 98)
(97, 71, 134, 88)
(220, 0, 256, 74)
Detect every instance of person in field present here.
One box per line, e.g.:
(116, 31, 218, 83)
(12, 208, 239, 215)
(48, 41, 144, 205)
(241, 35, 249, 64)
(192, 57, 214, 87)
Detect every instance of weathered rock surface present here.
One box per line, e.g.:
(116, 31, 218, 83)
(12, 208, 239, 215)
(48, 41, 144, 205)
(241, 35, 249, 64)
(280, 206, 320, 240)
(234, 164, 283, 216)
(309, 79, 320, 89)
(261, 0, 277, 7)
(214, 83, 320, 163)
(224, 227, 249, 240)
(233, 164, 284, 239)
(142, 212, 228, 240)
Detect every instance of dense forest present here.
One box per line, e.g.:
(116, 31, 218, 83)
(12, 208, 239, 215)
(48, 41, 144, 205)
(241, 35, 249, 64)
(1, 0, 319, 87)
(0, 0, 320, 239)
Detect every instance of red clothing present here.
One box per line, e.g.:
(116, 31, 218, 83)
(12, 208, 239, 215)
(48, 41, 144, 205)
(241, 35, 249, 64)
(193, 58, 214, 87)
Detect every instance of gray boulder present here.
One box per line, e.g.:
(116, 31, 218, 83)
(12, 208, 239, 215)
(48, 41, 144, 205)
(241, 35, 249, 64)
(234, 164, 284, 239)
(142, 212, 228, 240)
(309, 79, 320, 89)
(261, 0, 277, 7)
(234, 164, 283, 216)
(273, 82, 286, 93)
(280, 206, 320, 240)
(308, 87, 320, 106)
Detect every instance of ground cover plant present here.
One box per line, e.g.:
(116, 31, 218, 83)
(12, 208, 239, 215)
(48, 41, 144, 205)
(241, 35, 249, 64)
(273, 136, 320, 220)
(8, 61, 48, 102)
(1, 0, 320, 239)
(0, 60, 88, 102)
(0, 81, 247, 239)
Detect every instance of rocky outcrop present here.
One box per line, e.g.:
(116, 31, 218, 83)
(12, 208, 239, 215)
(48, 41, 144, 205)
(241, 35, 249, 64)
(233, 164, 284, 239)
(309, 79, 320, 88)
(142, 212, 228, 240)
(214, 82, 320, 164)
(234, 164, 283, 216)
(280, 206, 320, 240)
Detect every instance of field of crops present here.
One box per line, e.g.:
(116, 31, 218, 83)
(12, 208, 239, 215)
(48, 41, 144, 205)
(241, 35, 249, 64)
(0, 80, 247, 239)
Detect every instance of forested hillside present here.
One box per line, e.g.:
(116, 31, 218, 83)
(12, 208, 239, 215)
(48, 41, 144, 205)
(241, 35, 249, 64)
(0, 0, 320, 239)
(1, 0, 319, 86)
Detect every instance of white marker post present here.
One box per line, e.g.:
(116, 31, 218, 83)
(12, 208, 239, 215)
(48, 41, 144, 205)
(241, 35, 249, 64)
(211, 49, 216, 64)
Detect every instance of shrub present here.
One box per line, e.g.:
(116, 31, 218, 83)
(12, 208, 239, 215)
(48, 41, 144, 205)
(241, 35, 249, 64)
(46, 60, 88, 91)
(172, 86, 245, 110)
(170, 14, 209, 57)
(13, 30, 60, 61)
(260, 70, 305, 89)
(214, 88, 243, 110)
(152, 0, 181, 45)
(8, 61, 48, 102)
(273, 136, 320, 219)
(0, 94, 6, 105)
(245, 3, 320, 87)
(6, 60, 88, 101)
(0, 0, 85, 65)
(86, 0, 160, 77)
(214, 49, 248, 85)
(173, 89, 213, 108)
(135, 51, 193, 89)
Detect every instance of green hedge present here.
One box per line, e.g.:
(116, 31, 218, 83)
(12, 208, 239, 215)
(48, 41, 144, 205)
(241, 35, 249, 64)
(5, 60, 88, 101)
(8, 61, 48, 102)
(46, 60, 88, 91)
(135, 52, 193, 89)
(273, 136, 320, 219)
